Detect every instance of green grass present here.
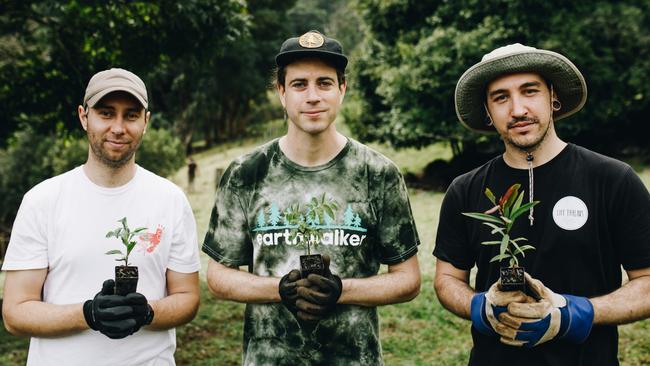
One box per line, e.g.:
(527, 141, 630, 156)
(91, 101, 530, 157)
(2, 137, 649, 365)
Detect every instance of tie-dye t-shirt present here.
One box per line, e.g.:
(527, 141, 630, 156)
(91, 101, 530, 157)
(203, 138, 420, 366)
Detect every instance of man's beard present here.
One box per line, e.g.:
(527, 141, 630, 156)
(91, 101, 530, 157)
(89, 135, 141, 169)
(502, 116, 550, 152)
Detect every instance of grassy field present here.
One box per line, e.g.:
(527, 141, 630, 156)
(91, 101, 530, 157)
(1, 136, 649, 365)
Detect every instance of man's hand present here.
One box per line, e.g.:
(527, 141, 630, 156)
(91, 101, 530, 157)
(125, 292, 154, 330)
(496, 273, 594, 347)
(83, 279, 137, 339)
(470, 280, 530, 337)
(295, 255, 342, 323)
(279, 269, 302, 313)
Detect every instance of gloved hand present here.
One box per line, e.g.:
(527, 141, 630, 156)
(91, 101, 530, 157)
(279, 269, 302, 313)
(295, 255, 342, 323)
(496, 273, 594, 347)
(470, 280, 531, 337)
(83, 279, 138, 339)
(125, 292, 154, 330)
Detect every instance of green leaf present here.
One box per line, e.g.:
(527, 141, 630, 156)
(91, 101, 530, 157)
(325, 206, 335, 221)
(510, 201, 540, 221)
(481, 222, 505, 235)
(480, 240, 502, 246)
(133, 227, 147, 233)
(514, 245, 536, 255)
(462, 212, 503, 225)
(511, 237, 528, 242)
(500, 216, 512, 224)
(120, 217, 128, 229)
(485, 188, 496, 206)
(105, 249, 124, 256)
(105, 229, 120, 238)
(511, 191, 524, 217)
(490, 253, 511, 263)
(499, 234, 510, 256)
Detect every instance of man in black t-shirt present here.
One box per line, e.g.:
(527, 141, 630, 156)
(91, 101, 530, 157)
(433, 44, 650, 366)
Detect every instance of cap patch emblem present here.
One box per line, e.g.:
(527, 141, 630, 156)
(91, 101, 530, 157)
(299, 32, 324, 48)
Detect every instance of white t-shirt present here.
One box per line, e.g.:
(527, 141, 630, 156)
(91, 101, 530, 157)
(2, 165, 201, 366)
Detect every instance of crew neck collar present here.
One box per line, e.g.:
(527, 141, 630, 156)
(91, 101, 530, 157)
(274, 138, 351, 172)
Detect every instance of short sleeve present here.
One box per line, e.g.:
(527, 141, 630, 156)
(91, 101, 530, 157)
(167, 193, 201, 273)
(202, 164, 252, 267)
(376, 165, 420, 265)
(433, 180, 475, 270)
(2, 192, 49, 270)
(613, 167, 650, 270)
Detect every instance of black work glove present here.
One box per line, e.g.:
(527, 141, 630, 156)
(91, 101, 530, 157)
(83, 279, 137, 339)
(125, 292, 154, 329)
(295, 255, 342, 323)
(279, 269, 302, 313)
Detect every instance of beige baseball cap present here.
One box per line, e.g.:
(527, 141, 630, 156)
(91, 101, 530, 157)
(83, 68, 148, 109)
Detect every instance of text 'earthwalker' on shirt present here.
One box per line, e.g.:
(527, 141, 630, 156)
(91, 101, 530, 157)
(255, 229, 367, 247)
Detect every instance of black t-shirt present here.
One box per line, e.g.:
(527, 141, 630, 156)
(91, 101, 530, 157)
(434, 144, 650, 366)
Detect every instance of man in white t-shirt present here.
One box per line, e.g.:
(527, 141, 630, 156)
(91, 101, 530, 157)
(1, 68, 201, 365)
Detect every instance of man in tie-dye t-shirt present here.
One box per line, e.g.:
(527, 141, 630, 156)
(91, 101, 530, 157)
(203, 30, 421, 366)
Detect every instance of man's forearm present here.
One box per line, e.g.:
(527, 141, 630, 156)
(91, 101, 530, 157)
(339, 268, 420, 307)
(147, 292, 200, 330)
(3, 301, 88, 337)
(433, 273, 474, 320)
(591, 274, 650, 325)
(207, 260, 281, 303)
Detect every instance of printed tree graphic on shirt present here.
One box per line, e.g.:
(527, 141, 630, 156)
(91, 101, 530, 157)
(352, 213, 362, 228)
(282, 209, 291, 226)
(305, 209, 320, 226)
(256, 210, 266, 229)
(268, 203, 281, 227)
(323, 212, 334, 226)
(343, 205, 355, 227)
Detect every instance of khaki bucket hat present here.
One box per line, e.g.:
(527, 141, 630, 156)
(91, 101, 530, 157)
(84, 68, 148, 109)
(454, 43, 587, 133)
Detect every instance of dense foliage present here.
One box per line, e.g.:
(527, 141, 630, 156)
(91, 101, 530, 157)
(345, 0, 650, 157)
(0, 0, 298, 233)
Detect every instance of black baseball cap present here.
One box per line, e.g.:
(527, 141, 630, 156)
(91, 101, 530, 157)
(275, 30, 348, 71)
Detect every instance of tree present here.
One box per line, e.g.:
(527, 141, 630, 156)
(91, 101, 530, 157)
(346, 0, 650, 158)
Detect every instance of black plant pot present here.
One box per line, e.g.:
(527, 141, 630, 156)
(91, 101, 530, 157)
(115, 265, 139, 296)
(300, 254, 325, 278)
(499, 266, 525, 292)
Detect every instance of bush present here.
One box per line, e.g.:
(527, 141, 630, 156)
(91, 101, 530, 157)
(137, 128, 186, 178)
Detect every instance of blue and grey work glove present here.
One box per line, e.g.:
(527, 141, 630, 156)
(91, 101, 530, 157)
(470, 280, 529, 337)
(495, 273, 594, 347)
(295, 255, 342, 323)
(83, 279, 137, 339)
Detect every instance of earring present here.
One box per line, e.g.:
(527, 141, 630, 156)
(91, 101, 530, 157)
(552, 99, 561, 111)
(485, 115, 494, 126)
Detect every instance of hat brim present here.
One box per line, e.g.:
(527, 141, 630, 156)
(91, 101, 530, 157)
(275, 50, 348, 71)
(86, 86, 148, 110)
(455, 49, 587, 133)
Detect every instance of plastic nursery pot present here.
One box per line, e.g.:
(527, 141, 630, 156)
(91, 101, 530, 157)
(300, 254, 325, 278)
(115, 265, 139, 296)
(499, 266, 525, 292)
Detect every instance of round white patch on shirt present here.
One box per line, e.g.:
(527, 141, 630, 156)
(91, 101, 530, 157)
(552, 196, 588, 230)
